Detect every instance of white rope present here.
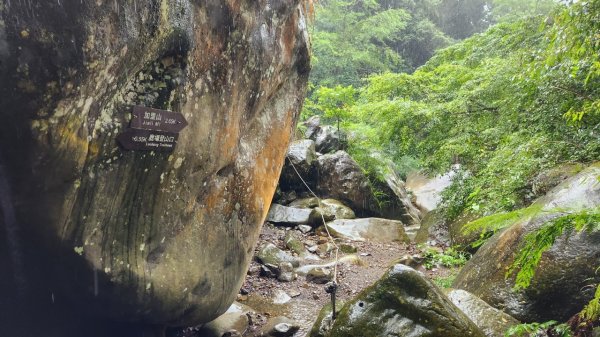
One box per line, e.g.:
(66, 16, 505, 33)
(286, 156, 340, 285)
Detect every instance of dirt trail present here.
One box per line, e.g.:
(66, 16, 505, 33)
(238, 224, 451, 336)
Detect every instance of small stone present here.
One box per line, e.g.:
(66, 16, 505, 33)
(272, 290, 292, 304)
(256, 243, 300, 267)
(263, 317, 300, 337)
(222, 329, 242, 337)
(297, 225, 313, 233)
(317, 236, 329, 244)
(260, 265, 278, 278)
(306, 267, 333, 284)
(396, 254, 423, 268)
(277, 262, 297, 282)
(289, 289, 301, 298)
(284, 231, 305, 255)
(317, 242, 334, 255)
(340, 243, 358, 254)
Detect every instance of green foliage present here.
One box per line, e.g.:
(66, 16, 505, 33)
(313, 85, 357, 124)
(491, 0, 558, 22)
(507, 209, 600, 290)
(580, 283, 600, 322)
(462, 204, 543, 240)
(309, 0, 455, 88)
(420, 246, 470, 269)
(432, 271, 459, 289)
(505, 321, 573, 337)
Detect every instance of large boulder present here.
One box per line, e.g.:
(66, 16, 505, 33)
(446, 289, 519, 337)
(321, 264, 485, 337)
(315, 151, 376, 217)
(278, 139, 317, 192)
(0, 1, 310, 335)
(303, 116, 345, 153)
(315, 199, 356, 221)
(325, 218, 410, 243)
(314, 151, 418, 224)
(381, 169, 422, 225)
(267, 203, 319, 226)
(453, 164, 600, 322)
(414, 209, 451, 246)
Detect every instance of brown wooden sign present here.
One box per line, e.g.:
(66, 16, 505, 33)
(118, 106, 188, 152)
(117, 128, 179, 152)
(131, 106, 188, 133)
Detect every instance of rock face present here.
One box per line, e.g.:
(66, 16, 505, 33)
(315, 151, 418, 223)
(303, 116, 345, 153)
(454, 164, 600, 322)
(381, 169, 422, 225)
(323, 265, 485, 337)
(315, 151, 377, 216)
(278, 139, 317, 192)
(316, 199, 356, 221)
(325, 218, 410, 243)
(0, 0, 310, 334)
(267, 203, 319, 226)
(446, 289, 519, 337)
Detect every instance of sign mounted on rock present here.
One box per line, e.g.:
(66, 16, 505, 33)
(118, 106, 188, 152)
(130, 106, 188, 133)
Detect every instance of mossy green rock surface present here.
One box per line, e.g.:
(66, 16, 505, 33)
(326, 264, 485, 337)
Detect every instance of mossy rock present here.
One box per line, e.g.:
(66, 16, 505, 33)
(326, 264, 485, 337)
(454, 164, 600, 322)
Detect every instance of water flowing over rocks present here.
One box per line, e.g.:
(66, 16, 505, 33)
(454, 164, 600, 322)
(0, 0, 309, 335)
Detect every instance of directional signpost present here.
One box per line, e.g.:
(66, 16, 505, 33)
(130, 106, 188, 133)
(117, 106, 188, 152)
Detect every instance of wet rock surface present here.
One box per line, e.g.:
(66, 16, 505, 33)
(454, 164, 600, 322)
(267, 204, 319, 227)
(279, 140, 318, 192)
(257, 243, 300, 269)
(0, 0, 310, 335)
(323, 264, 485, 337)
(446, 289, 519, 337)
(303, 116, 346, 154)
(325, 218, 411, 243)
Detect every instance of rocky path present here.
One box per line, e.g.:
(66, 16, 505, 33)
(185, 222, 455, 337)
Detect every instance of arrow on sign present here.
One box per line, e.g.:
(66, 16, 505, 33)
(117, 128, 179, 152)
(131, 105, 188, 133)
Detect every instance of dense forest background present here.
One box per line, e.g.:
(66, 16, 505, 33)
(302, 1, 599, 332)
(304, 0, 599, 221)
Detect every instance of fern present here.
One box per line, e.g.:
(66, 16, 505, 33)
(579, 283, 600, 322)
(462, 204, 544, 248)
(507, 210, 600, 290)
(505, 321, 572, 337)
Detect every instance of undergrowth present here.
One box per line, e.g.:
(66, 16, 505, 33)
(420, 246, 470, 270)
